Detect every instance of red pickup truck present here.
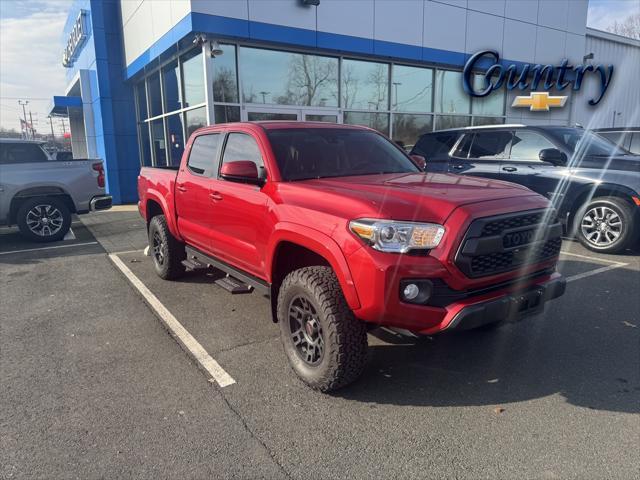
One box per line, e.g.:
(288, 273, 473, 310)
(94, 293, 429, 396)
(138, 122, 566, 391)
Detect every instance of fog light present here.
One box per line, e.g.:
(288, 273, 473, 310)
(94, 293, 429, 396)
(403, 283, 420, 301)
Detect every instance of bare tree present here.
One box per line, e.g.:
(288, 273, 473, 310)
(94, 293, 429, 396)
(606, 12, 640, 40)
(284, 55, 337, 106)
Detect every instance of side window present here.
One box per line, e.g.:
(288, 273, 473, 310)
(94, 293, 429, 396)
(509, 130, 556, 161)
(452, 133, 473, 158)
(220, 133, 264, 176)
(187, 134, 220, 175)
(466, 131, 511, 160)
(0, 143, 48, 164)
(629, 132, 640, 155)
(413, 132, 459, 159)
(598, 131, 627, 149)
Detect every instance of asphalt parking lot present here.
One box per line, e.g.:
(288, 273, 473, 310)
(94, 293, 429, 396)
(1, 209, 639, 479)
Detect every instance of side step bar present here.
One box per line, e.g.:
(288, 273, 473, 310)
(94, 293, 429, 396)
(184, 246, 270, 296)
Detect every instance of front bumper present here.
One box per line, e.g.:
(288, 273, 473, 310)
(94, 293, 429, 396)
(90, 195, 112, 211)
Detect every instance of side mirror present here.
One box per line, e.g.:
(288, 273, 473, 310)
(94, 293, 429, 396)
(410, 154, 427, 170)
(539, 148, 567, 166)
(220, 160, 262, 185)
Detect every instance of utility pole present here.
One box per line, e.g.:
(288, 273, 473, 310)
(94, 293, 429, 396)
(18, 100, 28, 139)
(28, 111, 35, 139)
(48, 115, 55, 140)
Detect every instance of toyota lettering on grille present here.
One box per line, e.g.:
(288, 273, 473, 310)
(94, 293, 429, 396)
(503, 229, 536, 248)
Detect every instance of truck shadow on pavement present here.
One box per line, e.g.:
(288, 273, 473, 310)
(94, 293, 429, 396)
(337, 259, 639, 415)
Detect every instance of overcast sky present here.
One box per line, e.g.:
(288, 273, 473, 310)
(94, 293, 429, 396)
(1, 0, 638, 131)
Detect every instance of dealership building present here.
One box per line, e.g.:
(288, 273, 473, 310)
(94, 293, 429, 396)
(52, 0, 640, 203)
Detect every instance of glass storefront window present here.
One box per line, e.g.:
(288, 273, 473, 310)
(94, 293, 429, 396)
(136, 82, 148, 121)
(392, 114, 433, 148)
(163, 60, 181, 113)
(344, 112, 389, 135)
(148, 72, 162, 118)
(472, 74, 504, 116)
(392, 65, 433, 113)
(435, 115, 471, 130)
(472, 116, 505, 126)
(185, 107, 208, 137)
(213, 44, 239, 103)
(165, 114, 184, 166)
(213, 105, 240, 124)
(434, 70, 470, 114)
(151, 119, 167, 165)
(241, 47, 338, 107)
(342, 59, 389, 110)
(138, 123, 151, 166)
(248, 112, 298, 121)
(181, 49, 205, 108)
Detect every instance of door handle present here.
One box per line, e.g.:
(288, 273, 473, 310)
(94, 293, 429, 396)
(452, 164, 465, 170)
(209, 191, 223, 201)
(502, 166, 517, 172)
(176, 185, 187, 192)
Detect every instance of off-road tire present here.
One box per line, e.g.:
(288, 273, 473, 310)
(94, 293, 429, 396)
(16, 196, 71, 243)
(277, 266, 368, 392)
(148, 215, 186, 280)
(574, 197, 636, 254)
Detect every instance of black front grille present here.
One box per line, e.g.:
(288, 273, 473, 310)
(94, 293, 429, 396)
(455, 209, 562, 278)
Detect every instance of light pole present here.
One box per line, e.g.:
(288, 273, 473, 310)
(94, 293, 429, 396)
(392, 82, 402, 108)
(259, 91, 270, 104)
(612, 110, 621, 128)
(18, 100, 28, 138)
(48, 115, 55, 140)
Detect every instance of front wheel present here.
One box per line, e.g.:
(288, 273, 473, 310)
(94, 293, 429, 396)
(575, 197, 636, 254)
(16, 196, 71, 243)
(148, 215, 186, 280)
(277, 266, 368, 392)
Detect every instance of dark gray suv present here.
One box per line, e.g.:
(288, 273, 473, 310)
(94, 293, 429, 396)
(411, 125, 640, 253)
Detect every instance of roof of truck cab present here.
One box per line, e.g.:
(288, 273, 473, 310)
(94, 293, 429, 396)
(218, 121, 371, 131)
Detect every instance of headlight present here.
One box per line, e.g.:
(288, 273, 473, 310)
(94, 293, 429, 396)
(349, 219, 445, 253)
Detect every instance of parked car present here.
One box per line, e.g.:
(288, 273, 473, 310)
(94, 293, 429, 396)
(0, 139, 112, 242)
(410, 125, 640, 253)
(138, 122, 565, 392)
(594, 127, 640, 155)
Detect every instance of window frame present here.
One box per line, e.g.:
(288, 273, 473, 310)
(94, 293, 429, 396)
(186, 132, 222, 177)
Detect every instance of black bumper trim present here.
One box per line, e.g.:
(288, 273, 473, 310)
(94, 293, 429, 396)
(445, 275, 566, 331)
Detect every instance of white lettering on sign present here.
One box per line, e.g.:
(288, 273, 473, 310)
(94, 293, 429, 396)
(62, 10, 88, 68)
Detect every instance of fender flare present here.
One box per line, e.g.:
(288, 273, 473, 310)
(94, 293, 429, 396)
(266, 223, 361, 310)
(144, 189, 183, 241)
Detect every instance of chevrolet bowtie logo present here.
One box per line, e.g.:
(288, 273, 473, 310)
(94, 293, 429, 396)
(511, 92, 568, 111)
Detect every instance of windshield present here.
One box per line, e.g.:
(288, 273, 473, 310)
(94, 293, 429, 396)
(266, 128, 419, 181)
(549, 128, 631, 156)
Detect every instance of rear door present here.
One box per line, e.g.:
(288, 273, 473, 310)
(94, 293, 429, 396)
(175, 133, 222, 252)
(448, 130, 510, 179)
(411, 131, 459, 172)
(207, 131, 270, 278)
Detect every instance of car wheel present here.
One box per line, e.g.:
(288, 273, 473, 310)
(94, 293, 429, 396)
(277, 266, 368, 392)
(16, 197, 71, 243)
(148, 215, 186, 280)
(575, 197, 635, 254)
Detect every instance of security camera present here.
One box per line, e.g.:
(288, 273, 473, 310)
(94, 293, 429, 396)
(210, 40, 224, 57)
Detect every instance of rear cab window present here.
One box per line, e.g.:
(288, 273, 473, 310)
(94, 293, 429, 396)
(187, 134, 221, 176)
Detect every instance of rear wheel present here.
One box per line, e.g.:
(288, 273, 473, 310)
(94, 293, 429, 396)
(16, 196, 71, 243)
(575, 197, 635, 254)
(277, 266, 368, 392)
(148, 215, 186, 280)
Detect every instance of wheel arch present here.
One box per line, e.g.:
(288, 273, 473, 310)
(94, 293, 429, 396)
(567, 183, 639, 232)
(9, 187, 76, 224)
(143, 190, 182, 240)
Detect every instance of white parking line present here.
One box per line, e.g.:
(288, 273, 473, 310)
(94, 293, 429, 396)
(0, 241, 99, 256)
(560, 250, 629, 283)
(108, 253, 236, 388)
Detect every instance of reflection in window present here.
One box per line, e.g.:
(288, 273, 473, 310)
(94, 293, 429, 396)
(166, 114, 184, 166)
(163, 60, 181, 113)
(510, 130, 555, 160)
(473, 116, 505, 126)
(138, 123, 152, 166)
(181, 49, 204, 107)
(434, 70, 470, 114)
(148, 72, 162, 117)
(151, 119, 167, 165)
(342, 59, 389, 110)
(344, 111, 389, 135)
(247, 112, 298, 121)
(466, 131, 511, 159)
(221, 133, 263, 169)
(185, 107, 207, 137)
(214, 105, 240, 124)
(188, 134, 220, 174)
(241, 47, 338, 107)
(392, 65, 433, 112)
(136, 82, 148, 120)
(392, 114, 433, 147)
(472, 74, 504, 116)
(213, 44, 239, 103)
(435, 115, 470, 130)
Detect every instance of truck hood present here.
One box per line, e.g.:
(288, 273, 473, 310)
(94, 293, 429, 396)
(279, 172, 540, 224)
